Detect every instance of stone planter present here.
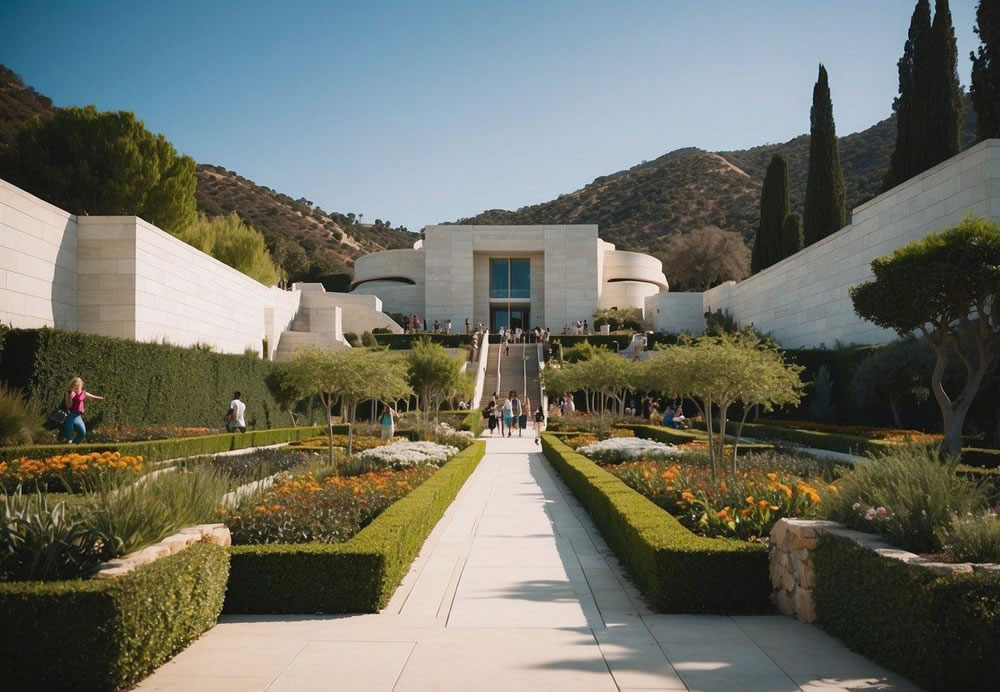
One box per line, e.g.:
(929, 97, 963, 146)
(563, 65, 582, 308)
(769, 518, 1000, 622)
(93, 523, 231, 579)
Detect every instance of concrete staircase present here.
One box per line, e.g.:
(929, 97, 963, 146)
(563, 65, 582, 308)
(484, 343, 541, 412)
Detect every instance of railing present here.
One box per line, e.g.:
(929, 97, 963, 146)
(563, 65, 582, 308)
(471, 330, 490, 409)
(537, 342, 547, 424)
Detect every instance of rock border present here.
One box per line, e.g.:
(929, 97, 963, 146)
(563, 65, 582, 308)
(769, 518, 1000, 622)
(92, 524, 231, 580)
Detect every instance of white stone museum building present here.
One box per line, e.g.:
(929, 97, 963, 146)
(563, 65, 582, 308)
(0, 139, 998, 356)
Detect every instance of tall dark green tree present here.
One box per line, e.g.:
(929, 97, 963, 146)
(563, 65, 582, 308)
(884, 0, 933, 191)
(0, 106, 197, 233)
(803, 64, 846, 246)
(927, 0, 963, 164)
(751, 154, 789, 273)
(970, 0, 1000, 139)
(781, 213, 803, 259)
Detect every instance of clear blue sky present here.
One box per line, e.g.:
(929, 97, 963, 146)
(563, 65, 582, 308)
(0, 0, 982, 232)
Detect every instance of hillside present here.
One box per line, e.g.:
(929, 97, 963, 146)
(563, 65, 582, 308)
(457, 101, 979, 258)
(0, 64, 416, 279)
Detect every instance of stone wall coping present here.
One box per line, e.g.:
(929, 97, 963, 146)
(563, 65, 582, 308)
(92, 523, 231, 580)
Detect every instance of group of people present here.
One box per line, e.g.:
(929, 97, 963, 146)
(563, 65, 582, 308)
(403, 315, 491, 337)
(482, 390, 545, 443)
(561, 320, 590, 335)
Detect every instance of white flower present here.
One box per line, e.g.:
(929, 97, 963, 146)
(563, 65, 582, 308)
(358, 440, 459, 469)
(577, 436, 680, 463)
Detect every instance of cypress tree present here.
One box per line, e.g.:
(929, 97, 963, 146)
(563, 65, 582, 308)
(781, 213, 804, 260)
(927, 0, 963, 165)
(751, 154, 790, 274)
(884, 0, 932, 191)
(970, 0, 1000, 140)
(803, 65, 847, 246)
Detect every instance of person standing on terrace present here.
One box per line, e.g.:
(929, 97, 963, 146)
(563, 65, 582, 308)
(63, 377, 105, 443)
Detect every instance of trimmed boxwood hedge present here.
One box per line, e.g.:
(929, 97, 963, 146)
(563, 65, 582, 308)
(541, 434, 768, 613)
(813, 535, 1000, 691)
(373, 333, 473, 349)
(0, 542, 229, 690)
(692, 419, 896, 457)
(625, 423, 776, 456)
(0, 327, 284, 429)
(960, 447, 1000, 469)
(0, 425, 330, 465)
(224, 440, 486, 613)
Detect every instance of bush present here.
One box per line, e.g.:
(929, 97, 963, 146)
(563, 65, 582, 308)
(0, 327, 284, 429)
(961, 448, 1000, 469)
(0, 542, 229, 690)
(541, 434, 768, 613)
(374, 333, 472, 349)
(813, 535, 1000, 691)
(361, 331, 378, 347)
(343, 332, 360, 347)
(691, 419, 896, 456)
(0, 384, 44, 446)
(577, 436, 680, 463)
(357, 440, 459, 469)
(1, 425, 326, 469)
(829, 446, 988, 553)
(940, 514, 1000, 563)
(224, 441, 485, 613)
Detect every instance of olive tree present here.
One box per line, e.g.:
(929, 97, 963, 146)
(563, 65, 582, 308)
(407, 339, 465, 431)
(849, 337, 935, 428)
(851, 217, 1000, 454)
(543, 352, 640, 436)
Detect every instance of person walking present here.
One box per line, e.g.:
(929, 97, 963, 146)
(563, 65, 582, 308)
(62, 377, 104, 444)
(225, 391, 247, 432)
(519, 395, 530, 439)
(502, 393, 514, 437)
(433, 319, 440, 333)
(445, 318, 452, 334)
(485, 394, 498, 435)
(511, 390, 523, 437)
(465, 318, 471, 335)
(379, 403, 398, 441)
(534, 403, 545, 445)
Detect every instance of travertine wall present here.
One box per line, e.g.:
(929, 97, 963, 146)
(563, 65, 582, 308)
(655, 139, 1000, 346)
(0, 179, 301, 358)
(351, 247, 425, 319)
(0, 179, 78, 329)
(645, 292, 705, 333)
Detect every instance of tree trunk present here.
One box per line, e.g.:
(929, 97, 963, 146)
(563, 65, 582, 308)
(888, 398, 902, 429)
(704, 397, 717, 482)
(325, 405, 335, 466)
(928, 339, 993, 457)
(716, 404, 730, 477)
(346, 400, 355, 457)
(733, 406, 752, 474)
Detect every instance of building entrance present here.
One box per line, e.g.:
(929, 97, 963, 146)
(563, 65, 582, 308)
(491, 306, 530, 332)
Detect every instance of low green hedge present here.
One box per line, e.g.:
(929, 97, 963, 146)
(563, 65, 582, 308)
(692, 420, 896, 457)
(224, 441, 486, 613)
(460, 408, 485, 435)
(813, 535, 1000, 691)
(1, 425, 329, 465)
(541, 434, 768, 613)
(0, 542, 229, 690)
(626, 423, 775, 456)
(961, 447, 1000, 469)
(374, 333, 473, 349)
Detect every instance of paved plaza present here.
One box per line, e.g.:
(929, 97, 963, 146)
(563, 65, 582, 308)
(140, 435, 917, 691)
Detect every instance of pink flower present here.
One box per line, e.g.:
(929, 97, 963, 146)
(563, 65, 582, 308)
(852, 502, 861, 511)
(864, 508, 876, 521)
(876, 507, 887, 516)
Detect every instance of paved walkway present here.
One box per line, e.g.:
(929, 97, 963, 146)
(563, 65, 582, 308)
(140, 435, 917, 691)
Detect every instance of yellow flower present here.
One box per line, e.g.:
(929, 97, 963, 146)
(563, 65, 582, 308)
(745, 496, 755, 504)
(681, 490, 695, 501)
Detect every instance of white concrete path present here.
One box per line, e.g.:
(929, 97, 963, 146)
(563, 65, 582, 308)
(140, 435, 918, 691)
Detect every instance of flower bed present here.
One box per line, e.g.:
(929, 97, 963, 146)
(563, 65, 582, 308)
(224, 467, 437, 545)
(576, 436, 681, 463)
(756, 418, 943, 444)
(358, 440, 460, 469)
(225, 441, 486, 614)
(288, 433, 400, 452)
(0, 451, 144, 491)
(81, 426, 218, 443)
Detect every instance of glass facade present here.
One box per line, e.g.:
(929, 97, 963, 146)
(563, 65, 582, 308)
(489, 257, 530, 299)
(491, 307, 530, 331)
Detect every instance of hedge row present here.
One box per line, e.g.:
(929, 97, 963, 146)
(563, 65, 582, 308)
(692, 419, 895, 457)
(548, 333, 682, 352)
(626, 423, 777, 456)
(814, 535, 1000, 691)
(540, 434, 769, 613)
(224, 440, 486, 613)
(960, 447, 1000, 469)
(0, 327, 284, 429)
(0, 542, 229, 690)
(373, 333, 474, 349)
(0, 425, 330, 465)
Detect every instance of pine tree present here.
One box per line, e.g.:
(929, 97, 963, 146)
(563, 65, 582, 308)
(803, 65, 847, 246)
(751, 154, 790, 274)
(781, 213, 804, 260)
(884, 0, 932, 191)
(927, 0, 963, 164)
(970, 0, 1000, 139)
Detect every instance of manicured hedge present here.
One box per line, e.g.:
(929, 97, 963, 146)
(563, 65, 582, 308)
(0, 542, 229, 690)
(460, 408, 485, 435)
(541, 434, 768, 613)
(0, 327, 283, 429)
(0, 425, 329, 465)
(692, 419, 895, 457)
(224, 441, 486, 613)
(374, 333, 473, 349)
(626, 423, 776, 456)
(960, 447, 1000, 469)
(813, 535, 1000, 691)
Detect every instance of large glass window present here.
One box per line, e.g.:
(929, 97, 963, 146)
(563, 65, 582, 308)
(489, 257, 530, 299)
(490, 258, 509, 299)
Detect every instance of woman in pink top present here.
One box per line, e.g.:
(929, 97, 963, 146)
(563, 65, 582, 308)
(63, 377, 105, 443)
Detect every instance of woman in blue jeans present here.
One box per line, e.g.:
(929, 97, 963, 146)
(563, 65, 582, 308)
(63, 377, 105, 443)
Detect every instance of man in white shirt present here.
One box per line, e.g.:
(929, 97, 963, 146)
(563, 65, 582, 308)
(226, 391, 247, 432)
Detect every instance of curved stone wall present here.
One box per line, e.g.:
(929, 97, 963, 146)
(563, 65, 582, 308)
(600, 249, 668, 315)
(351, 248, 426, 318)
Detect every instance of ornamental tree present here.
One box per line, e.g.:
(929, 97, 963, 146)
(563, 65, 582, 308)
(849, 337, 935, 428)
(850, 217, 1000, 454)
(1, 106, 197, 233)
(407, 339, 465, 431)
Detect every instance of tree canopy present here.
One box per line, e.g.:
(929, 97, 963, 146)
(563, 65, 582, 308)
(661, 226, 750, 291)
(751, 155, 790, 274)
(850, 337, 935, 428)
(850, 216, 1000, 453)
(970, 0, 1000, 140)
(407, 340, 465, 429)
(803, 64, 846, 246)
(177, 212, 281, 286)
(1, 106, 197, 233)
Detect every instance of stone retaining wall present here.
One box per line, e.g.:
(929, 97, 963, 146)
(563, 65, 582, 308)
(769, 518, 1000, 622)
(93, 523, 231, 579)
